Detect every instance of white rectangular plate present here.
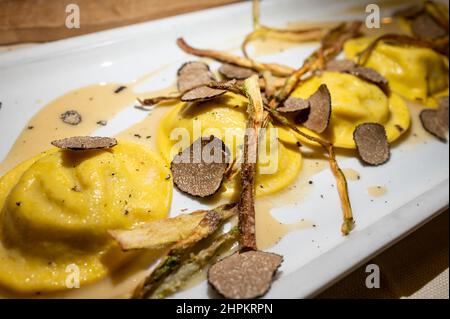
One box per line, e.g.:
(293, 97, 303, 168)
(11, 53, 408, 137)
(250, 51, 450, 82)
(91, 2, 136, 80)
(0, 0, 448, 299)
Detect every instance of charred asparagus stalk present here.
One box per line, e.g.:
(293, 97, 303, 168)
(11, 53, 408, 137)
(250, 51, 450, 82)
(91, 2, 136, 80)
(239, 74, 265, 250)
(207, 75, 284, 299)
(275, 21, 362, 103)
(357, 34, 445, 66)
(264, 106, 354, 235)
(242, 0, 326, 58)
(149, 228, 239, 299)
(177, 37, 294, 77)
(132, 203, 238, 299)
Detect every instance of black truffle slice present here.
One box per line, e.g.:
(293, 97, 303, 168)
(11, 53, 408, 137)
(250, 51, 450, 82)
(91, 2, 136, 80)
(420, 108, 448, 142)
(277, 97, 310, 113)
(296, 84, 332, 134)
(353, 123, 390, 166)
(351, 67, 390, 96)
(411, 13, 447, 41)
(394, 4, 424, 19)
(208, 251, 283, 299)
(180, 86, 227, 102)
(437, 96, 449, 130)
(326, 59, 357, 72)
(219, 63, 257, 80)
(51, 136, 117, 151)
(177, 61, 216, 93)
(326, 60, 390, 96)
(60, 110, 82, 125)
(171, 136, 230, 198)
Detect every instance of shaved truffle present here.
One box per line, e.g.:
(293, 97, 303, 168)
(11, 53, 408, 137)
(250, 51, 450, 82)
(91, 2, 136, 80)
(394, 4, 424, 19)
(60, 110, 82, 125)
(296, 84, 332, 134)
(438, 96, 449, 130)
(326, 59, 357, 72)
(219, 63, 256, 80)
(326, 60, 390, 95)
(277, 97, 310, 113)
(411, 13, 447, 41)
(181, 86, 227, 102)
(208, 251, 283, 299)
(177, 61, 216, 93)
(351, 67, 390, 96)
(420, 108, 448, 142)
(51, 136, 117, 151)
(353, 123, 390, 166)
(171, 136, 230, 197)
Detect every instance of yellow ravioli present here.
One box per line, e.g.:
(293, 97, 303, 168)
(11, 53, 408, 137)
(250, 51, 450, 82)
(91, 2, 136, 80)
(0, 142, 172, 294)
(157, 93, 302, 198)
(291, 72, 410, 149)
(344, 37, 449, 106)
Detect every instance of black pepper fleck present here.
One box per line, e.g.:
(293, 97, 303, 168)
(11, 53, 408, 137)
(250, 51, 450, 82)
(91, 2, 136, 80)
(395, 124, 404, 132)
(114, 86, 127, 94)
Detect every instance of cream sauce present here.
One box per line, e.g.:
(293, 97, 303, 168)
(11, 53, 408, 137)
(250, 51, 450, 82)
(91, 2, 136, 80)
(115, 87, 177, 153)
(256, 154, 327, 249)
(0, 84, 137, 176)
(342, 168, 361, 181)
(367, 185, 388, 197)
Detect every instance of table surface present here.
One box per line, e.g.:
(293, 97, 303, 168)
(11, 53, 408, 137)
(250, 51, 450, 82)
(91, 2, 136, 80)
(0, 0, 448, 299)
